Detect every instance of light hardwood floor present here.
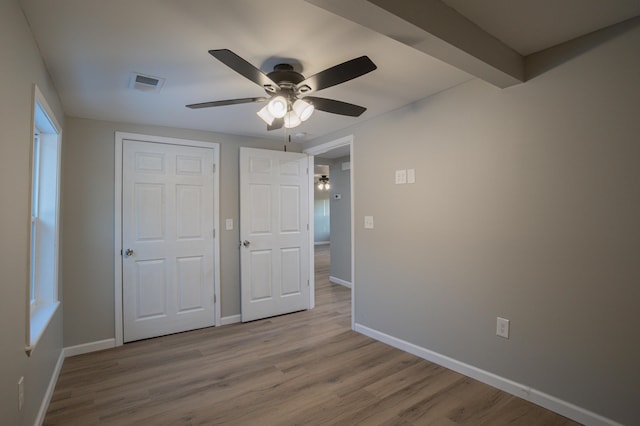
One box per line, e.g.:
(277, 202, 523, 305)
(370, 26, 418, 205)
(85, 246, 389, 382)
(44, 245, 580, 425)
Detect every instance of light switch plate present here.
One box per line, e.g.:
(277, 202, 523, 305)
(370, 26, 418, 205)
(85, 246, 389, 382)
(364, 216, 374, 229)
(395, 169, 407, 184)
(225, 218, 233, 230)
(496, 317, 510, 339)
(407, 168, 415, 184)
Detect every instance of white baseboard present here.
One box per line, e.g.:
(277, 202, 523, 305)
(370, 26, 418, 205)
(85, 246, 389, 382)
(314, 241, 330, 245)
(354, 323, 621, 426)
(34, 350, 64, 426)
(329, 276, 352, 288)
(220, 314, 241, 325)
(64, 338, 116, 358)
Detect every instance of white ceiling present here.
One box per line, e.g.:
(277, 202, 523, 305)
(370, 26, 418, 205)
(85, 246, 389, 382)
(19, 0, 640, 142)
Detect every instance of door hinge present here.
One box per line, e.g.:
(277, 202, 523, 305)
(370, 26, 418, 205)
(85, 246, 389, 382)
(120, 249, 123, 256)
(212, 228, 216, 238)
(214, 294, 217, 304)
(307, 279, 310, 287)
(307, 223, 309, 231)
(213, 164, 216, 173)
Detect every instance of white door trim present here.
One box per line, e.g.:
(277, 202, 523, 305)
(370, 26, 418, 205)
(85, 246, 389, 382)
(304, 135, 355, 329)
(114, 132, 220, 347)
(307, 154, 316, 310)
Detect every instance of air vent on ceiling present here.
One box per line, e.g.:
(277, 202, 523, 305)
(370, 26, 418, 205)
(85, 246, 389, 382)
(128, 72, 165, 93)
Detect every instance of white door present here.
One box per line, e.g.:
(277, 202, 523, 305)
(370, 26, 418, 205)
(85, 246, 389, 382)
(240, 147, 310, 322)
(122, 139, 215, 342)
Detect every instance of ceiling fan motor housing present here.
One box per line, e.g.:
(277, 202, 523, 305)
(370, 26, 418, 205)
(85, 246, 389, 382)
(265, 63, 305, 97)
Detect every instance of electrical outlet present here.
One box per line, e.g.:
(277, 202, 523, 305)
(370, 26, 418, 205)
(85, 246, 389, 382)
(364, 216, 374, 229)
(225, 218, 233, 230)
(18, 376, 24, 411)
(496, 317, 510, 339)
(395, 169, 407, 184)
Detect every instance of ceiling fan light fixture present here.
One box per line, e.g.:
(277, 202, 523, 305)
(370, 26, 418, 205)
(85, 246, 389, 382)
(256, 104, 275, 125)
(188, 50, 377, 132)
(284, 110, 302, 129)
(267, 96, 287, 118)
(293, 99, 314, 122)
(318, 175, 330, 190)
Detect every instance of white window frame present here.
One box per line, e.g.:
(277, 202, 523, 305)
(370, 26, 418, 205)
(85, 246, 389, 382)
(30, 130, 41, 307)
(26, 85, 62, 355)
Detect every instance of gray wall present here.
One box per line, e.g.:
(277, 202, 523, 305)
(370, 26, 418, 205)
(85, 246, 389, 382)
(305, 19, 640, 426)
(329, 156, 351, 283)
(0, 0, 65, 424)
(62, 117, 298, 346)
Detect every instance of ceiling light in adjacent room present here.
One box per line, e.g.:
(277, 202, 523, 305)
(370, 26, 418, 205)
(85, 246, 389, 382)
(317, 175, 330, 191)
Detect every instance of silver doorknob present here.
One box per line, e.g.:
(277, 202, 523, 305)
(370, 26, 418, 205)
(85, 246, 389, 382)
(242, 240, 251, 247)
(125, 248, 134, 257)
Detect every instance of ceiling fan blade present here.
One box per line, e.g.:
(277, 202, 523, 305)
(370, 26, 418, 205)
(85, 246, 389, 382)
(297, 56, 376, 93)
(267, 117, 284, 131)
(209, 49, 279, 92)
(186, 97, 267, 109)
(305, 96, 367, 117)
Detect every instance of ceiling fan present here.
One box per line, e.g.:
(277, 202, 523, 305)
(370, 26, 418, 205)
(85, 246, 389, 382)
(186, 49, 377, 130)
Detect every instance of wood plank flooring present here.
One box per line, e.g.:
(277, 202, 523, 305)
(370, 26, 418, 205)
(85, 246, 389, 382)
(44, 245, 580, 425)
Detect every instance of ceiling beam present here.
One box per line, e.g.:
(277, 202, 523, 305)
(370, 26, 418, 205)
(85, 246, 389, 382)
(305, 0, 525, 88)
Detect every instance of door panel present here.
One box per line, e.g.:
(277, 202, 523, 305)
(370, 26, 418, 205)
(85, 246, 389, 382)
(249, 184, 272, 233)
(280, 186, 301, 232)
(176, 155, 204, 175)
(240, 147, 310, 322)
(281, 248, 301, 295)
(123, 139, 215, 342)
(176, 256, 204, 312)
(176, 185, 203, 239)
(135, 151, 165, 174)
(250, 249, 273, 301)
(135, 259, 167, 319)
(249, 157, 272, 174)
(135, 184, 165, 241)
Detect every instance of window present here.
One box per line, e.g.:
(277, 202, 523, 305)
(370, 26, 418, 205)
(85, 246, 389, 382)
(27, 85, 62, 354)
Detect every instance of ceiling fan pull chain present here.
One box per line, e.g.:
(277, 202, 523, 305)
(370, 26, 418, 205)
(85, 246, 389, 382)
(284, 127, 291, 151)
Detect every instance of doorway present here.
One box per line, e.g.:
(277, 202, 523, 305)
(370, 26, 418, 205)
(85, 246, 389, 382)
(304, 135, 355, 328)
